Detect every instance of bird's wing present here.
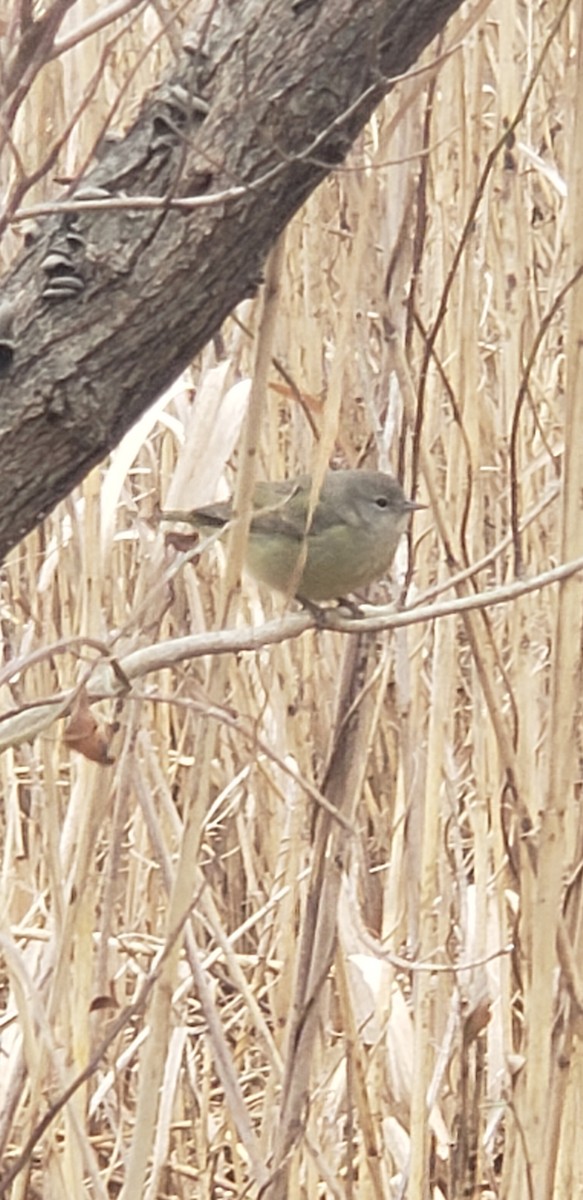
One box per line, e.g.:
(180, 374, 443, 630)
(250, 476, 341, 540)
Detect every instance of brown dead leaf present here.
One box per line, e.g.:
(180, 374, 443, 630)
(63, 689, 116, 765)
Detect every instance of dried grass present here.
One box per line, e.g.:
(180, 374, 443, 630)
(2, 1, 583, 1197)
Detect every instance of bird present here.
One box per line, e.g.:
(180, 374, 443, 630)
(162, 468, 423, 603)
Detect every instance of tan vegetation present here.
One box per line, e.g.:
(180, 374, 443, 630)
(1, 1, 583, 1197)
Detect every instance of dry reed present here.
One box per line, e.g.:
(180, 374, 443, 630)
(1, 1, 582, 1197)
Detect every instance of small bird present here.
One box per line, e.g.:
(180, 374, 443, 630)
(162, 469, 423, 603)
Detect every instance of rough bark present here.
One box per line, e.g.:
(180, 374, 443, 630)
(0, 0, 464, 560)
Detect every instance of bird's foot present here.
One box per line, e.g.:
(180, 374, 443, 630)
(297, 595, 365, 624)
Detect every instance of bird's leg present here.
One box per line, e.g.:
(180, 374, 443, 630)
(297, 596, 332, 626)
(335, 596, 365, 619)
(297, 595, 365, 623)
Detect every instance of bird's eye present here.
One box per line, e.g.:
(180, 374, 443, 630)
(375, 496, 389, 509)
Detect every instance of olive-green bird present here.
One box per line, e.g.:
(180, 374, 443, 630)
(162, 469, 423, 602)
